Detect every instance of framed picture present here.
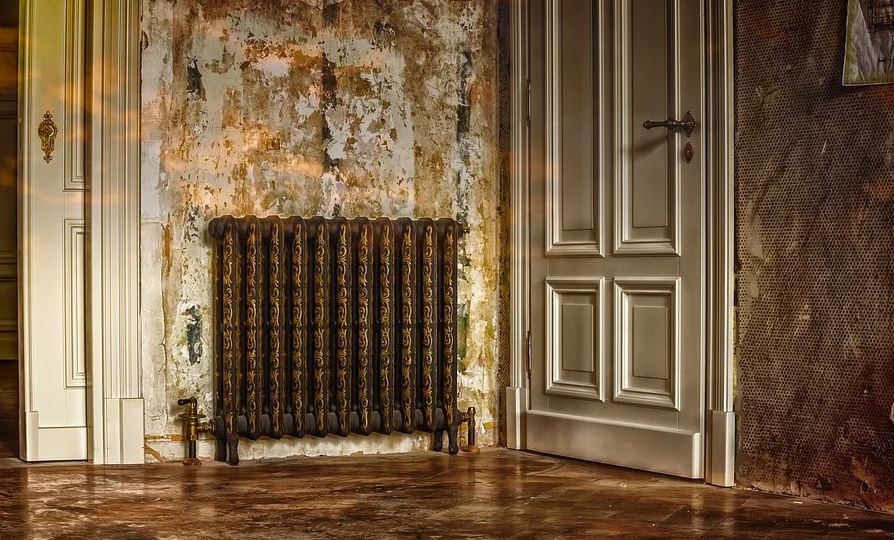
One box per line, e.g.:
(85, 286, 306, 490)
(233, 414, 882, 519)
(844, 0, 894, 85)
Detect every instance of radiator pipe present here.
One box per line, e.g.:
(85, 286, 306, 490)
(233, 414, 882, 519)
(177, 397, 214, 466)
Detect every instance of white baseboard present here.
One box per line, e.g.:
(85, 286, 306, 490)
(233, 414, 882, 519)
(22, 410, 37, 462)
(505, 386, 528, 450)
(22, 410, 88, 461)
(103, 397, 145, 464)
(528, 410, 703, 479)
(708, 409, 736, 487)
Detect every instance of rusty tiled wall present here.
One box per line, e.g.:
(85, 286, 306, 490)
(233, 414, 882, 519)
(736, 0, 894, 511)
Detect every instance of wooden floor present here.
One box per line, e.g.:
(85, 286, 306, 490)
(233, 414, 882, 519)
(0, 361, 17, 459)
(0, 449, 892, 539)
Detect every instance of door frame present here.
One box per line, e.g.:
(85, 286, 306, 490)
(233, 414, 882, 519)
(506, 0, 736, 487)
(18, 0, 143, 464)
(86, 0, 143, 466)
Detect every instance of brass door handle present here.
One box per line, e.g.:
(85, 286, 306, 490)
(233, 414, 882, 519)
(643, 111, 697, 137)
(38, 111, 58, 163)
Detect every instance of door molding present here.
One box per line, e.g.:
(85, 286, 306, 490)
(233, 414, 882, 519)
(86, 0, 143, 464)
(506, 0, 531, 451)
(19, 0, 93, 462)
(507, 0, 736, 487)
(19, 0, 142, 465)
(703, 0, 736, 488)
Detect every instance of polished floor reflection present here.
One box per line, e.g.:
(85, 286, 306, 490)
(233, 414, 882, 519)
(0, 449, 892, 538)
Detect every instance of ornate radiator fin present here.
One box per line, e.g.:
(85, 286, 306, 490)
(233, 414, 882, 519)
(209, 216, 463, 465)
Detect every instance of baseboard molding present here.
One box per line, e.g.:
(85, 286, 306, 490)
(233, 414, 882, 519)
(527, 410, 703, 478)
(103, 397, 145, 464)
(708, 410, 736, 487)
(22, 410, 36, 461)
(506, 386, 528, 450)
(22, 410, 88, 461)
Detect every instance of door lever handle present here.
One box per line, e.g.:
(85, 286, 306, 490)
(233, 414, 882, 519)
(643, 111, 697, 137)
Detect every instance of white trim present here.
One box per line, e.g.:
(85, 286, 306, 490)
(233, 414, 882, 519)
(64, 219, 87, 389)
(17, 0, 29, 461)
(527, 409, 702, 479)
(704, 0, 736, 487)
(87, 0, 143, 465)
(103, 397, 145, 464)
(17, 0, 44, 463)
(709, 410, 735, 486)
(24, 411, 88, 461)
(64, 0, 87, 192)
(506, 0, 530, 451)
(508, 0, 737, 484)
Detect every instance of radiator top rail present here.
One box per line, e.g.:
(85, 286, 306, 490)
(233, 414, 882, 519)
(209, 215, 467, 238)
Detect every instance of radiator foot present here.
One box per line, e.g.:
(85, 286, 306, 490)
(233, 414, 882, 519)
(432, 429, 444, 452)
(447, 426, 459, 455)
(227, 436, 240, 466)
(460, 406, 479, 454)
(214, 432, 227, 463)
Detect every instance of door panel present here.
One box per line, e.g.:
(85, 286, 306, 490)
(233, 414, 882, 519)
(613, 277, 679, 409)
(545, 278, 604, 401)
(545, 0, 603, 257)
(615, 0, 680, 255)
(528, 0, 705, 478)
(20, 0, 87, 461)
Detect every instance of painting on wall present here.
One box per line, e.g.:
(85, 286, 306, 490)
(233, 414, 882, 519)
(844, 0, 894, 85)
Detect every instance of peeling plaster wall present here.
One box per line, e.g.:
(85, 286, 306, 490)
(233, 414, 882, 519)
(736, 0, 894, 512)
(141, 0, 499, 461)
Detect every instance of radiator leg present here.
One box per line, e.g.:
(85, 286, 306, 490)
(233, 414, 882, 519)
(432, 429, 444, 452)
(215, 435, 227, 463)
(227, 435, 240, 466)
(447, 425, 459, 455)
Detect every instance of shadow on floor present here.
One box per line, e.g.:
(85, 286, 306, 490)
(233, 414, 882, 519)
(0, 361, 18, 459)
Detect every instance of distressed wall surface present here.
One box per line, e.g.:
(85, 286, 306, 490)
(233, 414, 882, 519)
(141, 0, 499, 461)
(736, 0, 894, 511)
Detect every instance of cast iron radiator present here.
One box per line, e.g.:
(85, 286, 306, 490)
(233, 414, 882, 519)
(208, 216, 463, 465)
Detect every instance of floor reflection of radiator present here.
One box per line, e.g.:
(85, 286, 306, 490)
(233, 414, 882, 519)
(208, 216, 463, 465)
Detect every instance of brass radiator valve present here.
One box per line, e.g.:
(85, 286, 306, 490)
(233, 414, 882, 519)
(460, 406, 480, 454)
(177, 397, 213, 466)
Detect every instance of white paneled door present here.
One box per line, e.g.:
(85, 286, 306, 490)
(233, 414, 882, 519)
(527, 0, 705, 478)
(20, 0, 88, 461)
